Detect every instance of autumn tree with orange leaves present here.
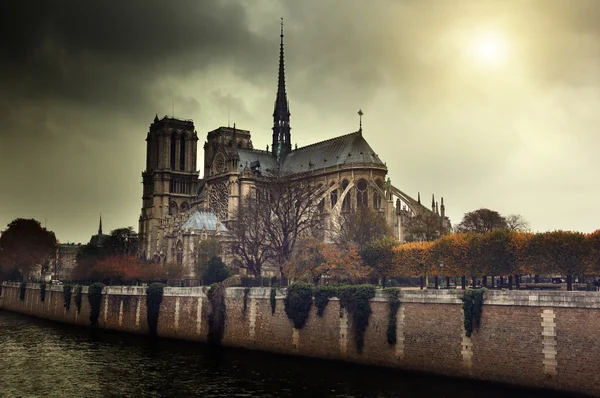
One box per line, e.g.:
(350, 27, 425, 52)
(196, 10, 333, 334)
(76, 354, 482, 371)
(283, 237, 365, 284)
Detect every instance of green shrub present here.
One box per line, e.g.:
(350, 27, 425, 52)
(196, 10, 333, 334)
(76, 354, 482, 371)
(270, 287, 277, 315)
(88, 282, 105, 327)
(63, 284, 73, 310)
(314, 285, 340, 317)
(384, 288, 401, 345)
(19, 282, 26, 301)
(242, 287, 251, 315)
(40, 282, 46, 302)
(284, 282, 314, 329)
(202, 257, 232, 285)
(74, 285, 82, 313)
(338, 285, 376, 353)
(461, 288, 487, 337)
(146, 283, 165, 337)
(207, 283, 227, 344)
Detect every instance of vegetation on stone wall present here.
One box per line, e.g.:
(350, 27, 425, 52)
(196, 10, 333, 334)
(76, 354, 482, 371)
(337, 285, 376, 353)
(146, 282, 165, 337)
(63, 284, 72, 310)
(74, 285, 82, 313)
(39, 282, 47, 302)
(461, 288, 487, 337)
(88, 282, 105, 327)
(270, 287, 277, 314)
(384, 287, 401, 345)
(313, 285, 341, 317)
(242, 287, 250, 315)
(207, 283, 227, 344)
(19, 282, 26, 301)
(284, 281, 314, 329)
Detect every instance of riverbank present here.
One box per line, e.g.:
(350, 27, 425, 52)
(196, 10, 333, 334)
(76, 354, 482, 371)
(1, 282, 599, 397)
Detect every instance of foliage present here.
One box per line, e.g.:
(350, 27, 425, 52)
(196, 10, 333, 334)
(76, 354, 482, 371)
(334, 207, 393, 250)
(207, 283, 227, 345)
(284, 237, 365, 284)
(104, 227, 140, 257)
(313, 285, 341, 317)
(284, 281, 314, 329)
(403, 213, 445, 242)
(394, 241, 435, 276)
(461, 288, 487, 337)
(146, 283, 165, 337)
(0, 218, 56, 280)
(195, 238, 222, 279)
(88, 282, 105, 327)
(384, 288, 401, 345)
(73, 243, 106, 281)
(63, 284, 72, 310)
(19, 282, 26, 301)
(93, 255, 143, 285)
(505, 214, 530, 232)
(40, 282, 46, 302)
(337, 285, 376, 353)
(456, 209, 508, 234)
(360, 236, 399, 285)
(74, 285, 83, 313)
(243, 287, 251, 315)
(270, 287, 277, 315)
(203, 257, 232, 285)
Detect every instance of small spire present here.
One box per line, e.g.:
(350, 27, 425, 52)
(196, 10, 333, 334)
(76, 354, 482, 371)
(431, 194, 435, 211)
(358, 109, 363, 133)
(435, 201, 439, 215)
(441, 197, 445, 208)
(295, 143, 298, 150)
(98, 213, 103, 235)
(154, 114, 159, 123)
(418, 192, 421, 205)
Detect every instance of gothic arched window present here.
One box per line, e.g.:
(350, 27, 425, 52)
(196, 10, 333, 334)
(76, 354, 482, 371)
(179, 136, 186, 171)
(170, 132, 177, 169)
(169, 201, 178, 215)
(341, 180, 351, 212)
(356, 179, 368, 208)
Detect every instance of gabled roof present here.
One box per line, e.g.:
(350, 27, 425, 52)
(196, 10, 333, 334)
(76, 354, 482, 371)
(181, 210, 228, 232)
(237, 148, 277, 175)
(281, 132, 384, 174)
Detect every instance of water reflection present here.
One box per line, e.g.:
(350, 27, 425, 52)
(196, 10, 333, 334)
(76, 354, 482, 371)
(0, 311, 581, 397)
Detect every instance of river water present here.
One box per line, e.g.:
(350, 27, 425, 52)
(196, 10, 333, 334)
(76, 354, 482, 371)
(0, 310, 580, 398)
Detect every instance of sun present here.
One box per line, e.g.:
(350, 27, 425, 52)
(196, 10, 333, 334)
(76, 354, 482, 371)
(471, 31, 508, 67)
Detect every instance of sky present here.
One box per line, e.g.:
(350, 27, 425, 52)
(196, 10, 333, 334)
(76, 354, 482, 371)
(1, 0, 600, 243)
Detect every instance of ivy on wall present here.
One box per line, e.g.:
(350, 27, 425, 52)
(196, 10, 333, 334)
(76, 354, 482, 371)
(19, 282, 26, 301)
(40, 282, 46, 302)
(461, 288, 487, 337)
(242, 287, 251, 316)
(63, 284, 72, 310)
(207, 283, 227, 345)
(88, 283, 105, 327)
(270, 287, 277, 315)
(74, 285, 83, 313)
(384, 288, 401, 345)
(284, 282, 314, 329)
(146, 283, 165, 337)
(338, 285, 376, 353)
(313, 286, 339, 317)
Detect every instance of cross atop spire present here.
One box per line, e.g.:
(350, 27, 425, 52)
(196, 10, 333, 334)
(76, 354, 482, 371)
(272, 17, 292, 160)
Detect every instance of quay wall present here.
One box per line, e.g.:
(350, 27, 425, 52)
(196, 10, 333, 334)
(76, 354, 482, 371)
(1, 283, 600, 397)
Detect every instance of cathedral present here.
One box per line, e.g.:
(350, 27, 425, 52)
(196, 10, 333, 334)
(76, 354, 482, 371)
(139, 22, 451, 280)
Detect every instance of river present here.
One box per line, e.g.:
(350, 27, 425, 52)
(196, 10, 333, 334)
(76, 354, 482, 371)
(0, 310, 581, 398)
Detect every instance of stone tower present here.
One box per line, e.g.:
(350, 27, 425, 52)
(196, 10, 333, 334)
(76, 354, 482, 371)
(271, 18, 291, 164)
(139, 115, 200, 260)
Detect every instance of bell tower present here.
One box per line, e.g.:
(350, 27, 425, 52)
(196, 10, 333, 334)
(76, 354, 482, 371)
(139, 115, 200, 260)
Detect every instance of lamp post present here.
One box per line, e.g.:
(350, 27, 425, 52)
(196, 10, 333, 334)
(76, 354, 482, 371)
(439, 260, 444, 289)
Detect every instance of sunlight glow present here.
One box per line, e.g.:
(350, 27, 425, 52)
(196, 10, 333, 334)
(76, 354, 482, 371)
(472, 31, 507, 67)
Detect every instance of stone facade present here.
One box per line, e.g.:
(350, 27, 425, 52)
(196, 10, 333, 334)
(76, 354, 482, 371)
(2, 283, 600, 397)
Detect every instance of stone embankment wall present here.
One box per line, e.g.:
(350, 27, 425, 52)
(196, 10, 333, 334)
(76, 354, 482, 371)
(1, 282, 599, 397)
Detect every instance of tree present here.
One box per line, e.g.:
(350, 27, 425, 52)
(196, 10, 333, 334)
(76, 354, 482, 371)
(104, 227, 140, 256)
(505, 214, 530, 232)
(203, 257, 232, 285)
(456, 208, 507, 233)
(195, 238, 222, 279)
(527, 231, 589, 291)
(0, 218, 56, 280)
(334, 207, 393, 250)
(283, 237, 365, 284)
(94, 255, 142, 285)
(403, 213, 444, 242)
(360, 235, 399, 286)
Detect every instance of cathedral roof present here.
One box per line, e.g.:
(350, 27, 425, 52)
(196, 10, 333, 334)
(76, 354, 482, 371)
(237, 148, 277, 175)
(281, 132, 385, 174)
(181, 210, 228, 232)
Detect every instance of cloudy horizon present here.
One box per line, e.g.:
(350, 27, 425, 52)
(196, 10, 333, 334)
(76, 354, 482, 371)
(1, 0, 600, 243)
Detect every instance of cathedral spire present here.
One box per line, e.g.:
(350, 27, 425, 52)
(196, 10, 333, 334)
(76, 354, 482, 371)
(272, 17, 291, 160)
(98, 213, 103, 235)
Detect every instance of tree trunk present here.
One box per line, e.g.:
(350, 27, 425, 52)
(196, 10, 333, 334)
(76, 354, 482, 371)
(446, 277, 451, 289)
(567, 275, 573, 291)
(461, 276, 466, 290)
(508, 275, 513, 290)
(515, 274, 520, 289)
(500, 276, 504, 287)
(490, 275, 495, 288)
(420, 276, 425, 290)
(483, 276, 488, 287)
(534, 274, 540, 284)
(472, 276, 477, 288)
(434, 276, 439, 289)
